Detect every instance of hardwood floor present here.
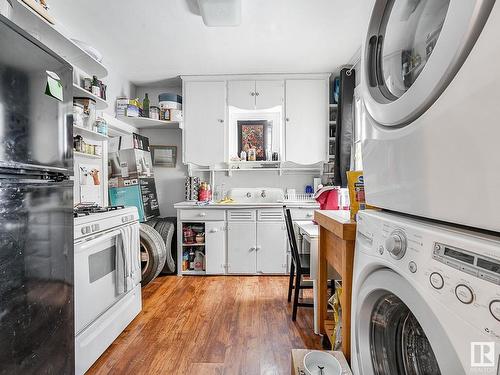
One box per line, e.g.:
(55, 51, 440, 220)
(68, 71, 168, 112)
(87, 276, 322, 375)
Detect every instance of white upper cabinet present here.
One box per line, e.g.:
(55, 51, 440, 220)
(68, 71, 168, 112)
(255, 80, 284, 110)
(228, 80, 284, 110)
(227, 81, 255, 110)
(285, 79, 328, 164)
(183, 81, 226, 165)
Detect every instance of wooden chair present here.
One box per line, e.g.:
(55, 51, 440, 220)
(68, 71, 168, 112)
(284, 207, 314, 321)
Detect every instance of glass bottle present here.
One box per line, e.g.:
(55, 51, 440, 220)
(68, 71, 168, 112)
(143, 93, 150, 118)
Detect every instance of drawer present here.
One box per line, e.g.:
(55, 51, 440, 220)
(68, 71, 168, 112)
(228, 210, 256, 221)
(257, 209, 284, 221)
(179, 209, 226, 221)
(289, 208, 315, 220)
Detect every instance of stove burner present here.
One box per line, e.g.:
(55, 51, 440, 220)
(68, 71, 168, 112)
(73, 204, 125, 218)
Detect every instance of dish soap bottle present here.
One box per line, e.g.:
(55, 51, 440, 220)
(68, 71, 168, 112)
(143, 93, 150, 118)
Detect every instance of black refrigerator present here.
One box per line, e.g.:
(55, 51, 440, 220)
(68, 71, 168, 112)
(0, 17, 74, 374)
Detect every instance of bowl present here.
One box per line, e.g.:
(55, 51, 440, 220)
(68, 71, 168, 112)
(303, 351, 341, 375)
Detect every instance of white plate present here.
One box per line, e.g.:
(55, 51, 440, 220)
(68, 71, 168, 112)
(303, 351, 341, 375)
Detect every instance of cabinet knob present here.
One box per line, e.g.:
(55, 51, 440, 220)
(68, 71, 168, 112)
(199, 212, 207, 217)
(255, 92, 260, 96)
(251, 92, 255, 96)
(218, 119, 224, 123)
(285, 118, 290, 122)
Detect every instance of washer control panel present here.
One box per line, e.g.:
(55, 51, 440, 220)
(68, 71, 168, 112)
(433, 242, 500, 285)
(356, 210, 500, 340)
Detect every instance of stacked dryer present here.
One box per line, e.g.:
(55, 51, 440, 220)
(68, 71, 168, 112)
(351, 0, 500, 374)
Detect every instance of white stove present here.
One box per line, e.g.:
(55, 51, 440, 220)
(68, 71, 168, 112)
(74, 205, 142, 375)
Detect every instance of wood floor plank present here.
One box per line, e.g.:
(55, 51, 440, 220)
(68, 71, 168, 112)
(87, 276, 322, 375)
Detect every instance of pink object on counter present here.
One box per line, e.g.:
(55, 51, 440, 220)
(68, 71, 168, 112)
(314, 186, 340, 210)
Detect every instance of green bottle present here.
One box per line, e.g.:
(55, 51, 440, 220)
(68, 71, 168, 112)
(143, 93, 150, 118)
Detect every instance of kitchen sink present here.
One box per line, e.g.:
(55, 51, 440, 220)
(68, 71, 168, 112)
(227, 188, 284, 204)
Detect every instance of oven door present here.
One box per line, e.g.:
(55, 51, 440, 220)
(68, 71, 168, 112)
(354, 268, 464, 375)
(74, 229, 123, 335)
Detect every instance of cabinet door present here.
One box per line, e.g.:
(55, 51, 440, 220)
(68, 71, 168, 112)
(205, 221, 226, 275)
(184, 81, 226, 165)
(255, 80, 284, 110)
(227, 221, 256, 274)
(227, 80, 256, 110)
(285, 79, 328, 164)
(256, 222, 287, 274)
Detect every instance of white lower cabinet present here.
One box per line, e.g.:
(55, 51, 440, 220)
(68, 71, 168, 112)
(205, 221, 226, 275)
(256, 222, 287, 274)
(227, 209, 287, 275)
(227, 221, 257, 274)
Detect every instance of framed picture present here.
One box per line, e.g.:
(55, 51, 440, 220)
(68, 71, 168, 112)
(237, 120, 270, 161)
(150, 145, 177, 167)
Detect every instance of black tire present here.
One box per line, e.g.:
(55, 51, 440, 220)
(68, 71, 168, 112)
(139, 223, 167, 286)
(153, 220, 176, 273)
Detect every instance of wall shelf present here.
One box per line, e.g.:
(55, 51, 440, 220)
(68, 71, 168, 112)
(182, 243, 205, 247)
(73, 84, 108, 110)
(74, 151, 101, 159)
(10, 0, 108, 78)
(118, 116, 182, 129)
(181, 270, 206, 275)
(73, 125, 109, 140)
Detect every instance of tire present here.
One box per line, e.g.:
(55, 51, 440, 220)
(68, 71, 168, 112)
(153, 220, 176, 273)
(139, 223, 167, 286)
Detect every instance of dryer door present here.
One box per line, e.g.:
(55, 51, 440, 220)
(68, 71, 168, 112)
(362, 0, 495, 126)
(354, 269, 465, 375)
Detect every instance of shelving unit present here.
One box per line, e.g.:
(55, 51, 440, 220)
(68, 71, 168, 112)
(10, 0, 108, 78)
(181, 223, 207, 275)
(72, 84, 108, 110)
(73, 125, 109, 140)
(118, 116, 181, 129)
(74, 151, 102, 159)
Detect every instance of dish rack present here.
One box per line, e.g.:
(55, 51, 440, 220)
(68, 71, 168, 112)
(283, 193, 316, 203)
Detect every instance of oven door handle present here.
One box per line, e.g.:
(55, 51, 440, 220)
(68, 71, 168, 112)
(75, 229, 123, 253)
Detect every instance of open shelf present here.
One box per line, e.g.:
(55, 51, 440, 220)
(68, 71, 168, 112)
(329, 121, 337, 124)
(182, 243, 205, 247)
(74, 151, 101, 159)
(10, 0, 108, 78)
(73, 125, 109, 140)
(73, 84, 108, 110)
(329, 104, 338, 108)
(118, 116, 181, 129)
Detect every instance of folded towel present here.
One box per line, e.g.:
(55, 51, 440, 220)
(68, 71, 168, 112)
(116, 224, 141, 294)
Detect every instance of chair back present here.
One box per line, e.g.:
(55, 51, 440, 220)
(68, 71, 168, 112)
(283, 207, 302, 269)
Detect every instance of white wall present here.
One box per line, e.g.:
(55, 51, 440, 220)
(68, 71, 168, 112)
(138, 128, 186, 217)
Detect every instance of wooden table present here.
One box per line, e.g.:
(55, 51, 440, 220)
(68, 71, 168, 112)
(315, 210, 357, 362)
(290, 349, 352, 375)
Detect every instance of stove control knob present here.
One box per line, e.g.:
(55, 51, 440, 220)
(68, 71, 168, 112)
(385, 230, 407, 259)
(455, 284, 474, 304)
(489, 300, 500, 322)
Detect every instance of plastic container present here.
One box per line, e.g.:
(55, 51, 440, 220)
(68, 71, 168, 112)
(149, 106, 160, 120)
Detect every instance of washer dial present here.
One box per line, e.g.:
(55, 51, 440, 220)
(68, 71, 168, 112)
(385, 230, 407, 259)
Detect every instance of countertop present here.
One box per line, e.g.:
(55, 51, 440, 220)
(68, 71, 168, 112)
(174, 201, 320, 209)
(314, 210, 356, 240)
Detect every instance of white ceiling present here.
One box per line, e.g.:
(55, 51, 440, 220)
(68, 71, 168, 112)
(50, 0, 363, 85)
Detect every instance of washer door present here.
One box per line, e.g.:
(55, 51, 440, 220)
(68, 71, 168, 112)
(354, 269, 465, 375)
(362, 0, 495, 126)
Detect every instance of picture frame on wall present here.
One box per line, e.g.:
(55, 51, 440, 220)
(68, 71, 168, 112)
(237, 120, 270, 161)
(150, 145, 177, 168)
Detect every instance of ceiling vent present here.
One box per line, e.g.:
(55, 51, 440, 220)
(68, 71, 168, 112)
(197, 0, 241, 27)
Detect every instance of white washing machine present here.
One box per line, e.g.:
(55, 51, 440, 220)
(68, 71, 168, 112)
(359, 0, 500, 232)
(351, 210, 500, 375)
